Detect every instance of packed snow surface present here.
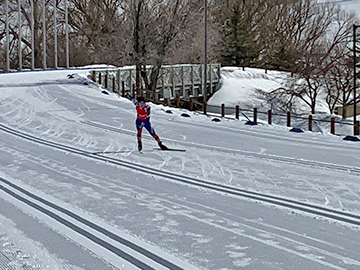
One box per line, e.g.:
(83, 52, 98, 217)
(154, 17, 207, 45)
(0, 67, 360, 270)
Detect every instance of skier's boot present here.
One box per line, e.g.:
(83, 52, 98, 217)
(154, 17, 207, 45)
(138, 141, 142, 152)
(158, 141, 168, 150)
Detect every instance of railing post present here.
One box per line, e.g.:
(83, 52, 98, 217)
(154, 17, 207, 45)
(235, 105, 239, 120)
(330, 117, 335, 134)
(209, 64, 213, 95)
(221, 103, 225, 117)
(121, 81, 125, 97)
(160, 67, 164, 99)
(172, 67, 175, 101)
(200, 65, 204, 98)
(91, 71, 96, 82)
(129, 69, 133, 94)
(253, 108, 257, 123)
(116, 69, 121, 94)
(287, 112, 291, 127)
(112, 77, 116, 93)
(104, 72, 108, 89)
(98, 73, 102, 85)
(308, 115, 313, 131)
(152, 86, 155, 101)
(181, 66, 185, 98)
(203, 101, 207, 115)
(268, 109, 272, 125)
(190, 65, 194, 96)
(176, 94, 180, 108)
(189, 98, 193, 111)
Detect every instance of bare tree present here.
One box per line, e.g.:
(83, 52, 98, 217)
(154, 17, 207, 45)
(128, 0, 193, 99)
(0, 0, 50, 69)
(0, 0, 85, 69)
(67, 0, 129, 66)
(279, 1, 355, 114)
(262, 87, 297, 113)
(324, 53, 354, 116)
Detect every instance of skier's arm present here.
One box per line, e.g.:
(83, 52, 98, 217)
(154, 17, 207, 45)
(125, 93, 137, 105)
(145, 105, 151, 117)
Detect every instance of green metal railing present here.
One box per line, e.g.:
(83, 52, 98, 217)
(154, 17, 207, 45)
(91, 64, 221, 102)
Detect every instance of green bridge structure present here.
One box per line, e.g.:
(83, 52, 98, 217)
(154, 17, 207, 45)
(91, 64, 221, 105)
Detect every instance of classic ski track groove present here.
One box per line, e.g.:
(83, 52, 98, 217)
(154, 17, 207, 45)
(1, 123, 360, 228)
(82, 120, 360, 175)
(170, 118, 360, 152)
(0, 177, 182, 270)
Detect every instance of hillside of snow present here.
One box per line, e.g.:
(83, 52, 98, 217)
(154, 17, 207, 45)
(0, 68, 360, 270)
(208, 67, 285, 110)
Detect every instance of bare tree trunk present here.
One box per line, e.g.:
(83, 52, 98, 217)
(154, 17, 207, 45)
(133, 0, 142, 96)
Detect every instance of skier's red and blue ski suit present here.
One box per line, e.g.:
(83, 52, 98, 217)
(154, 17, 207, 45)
(135, 101, 159, 140)
(127, 93, 167, 151)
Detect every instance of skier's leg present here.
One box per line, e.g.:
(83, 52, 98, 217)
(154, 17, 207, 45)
(144, 120, 168, 150)
(144, 119, 157, 138)
(137, 133, 142, 151)
(136, 119, 144, 151)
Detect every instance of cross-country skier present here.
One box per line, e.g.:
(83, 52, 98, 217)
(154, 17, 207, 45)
(128, 94, 168, 152)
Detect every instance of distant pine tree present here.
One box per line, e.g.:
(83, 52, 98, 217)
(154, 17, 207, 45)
(220, 5, 258, 68)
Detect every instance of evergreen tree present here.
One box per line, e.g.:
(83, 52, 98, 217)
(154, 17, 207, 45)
(220, 5, 258, 68)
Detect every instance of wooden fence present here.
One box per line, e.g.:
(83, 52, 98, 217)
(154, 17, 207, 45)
(205, 104, 360, 136)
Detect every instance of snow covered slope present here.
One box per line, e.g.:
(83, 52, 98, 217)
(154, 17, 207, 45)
(208, 67, 285, 109)
(0, 69, 360, 270)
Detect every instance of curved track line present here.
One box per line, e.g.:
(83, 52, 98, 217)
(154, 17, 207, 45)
(83, 120, 360, 175)
(165, 116, 360, 151)
(1, 123, 360, 228)
(0, 177, 185, 270)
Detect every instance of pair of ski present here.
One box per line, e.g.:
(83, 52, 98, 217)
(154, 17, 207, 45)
(92, 147, 185, 155)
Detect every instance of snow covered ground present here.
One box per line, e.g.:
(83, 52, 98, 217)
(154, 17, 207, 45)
(0, 68, 360, 270)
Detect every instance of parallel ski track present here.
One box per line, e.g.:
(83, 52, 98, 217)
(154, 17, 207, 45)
(83, 120, 360, 175)
(169, 117, 360, 152)
(0, 177, 181, 270)
(0, 123, 186, 270)
(1, 122, 360, 229)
